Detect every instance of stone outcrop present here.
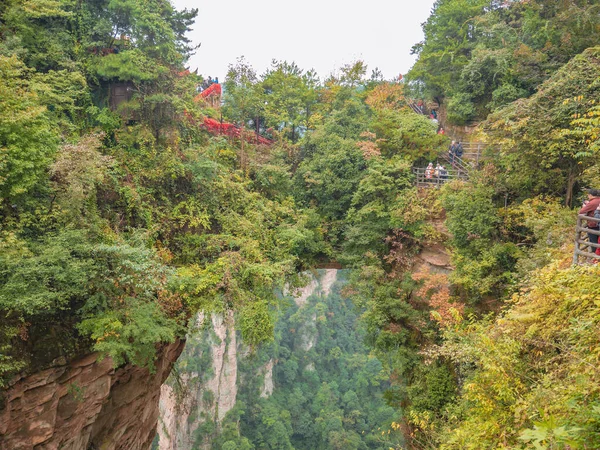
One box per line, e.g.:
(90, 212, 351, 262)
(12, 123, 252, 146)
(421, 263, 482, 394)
(292, 275, 319, 307)
(414, 218, 453, 274)
(0, 339, 185, 450)
(259, 359, 274, 398)
(291, 269, 337, 307)
(298, 311, 318, 352)
(416, 244, 452, 272)
(296, 269, 337, 352)
(320, 269, 337, 297)
(157, 311, 237, 450)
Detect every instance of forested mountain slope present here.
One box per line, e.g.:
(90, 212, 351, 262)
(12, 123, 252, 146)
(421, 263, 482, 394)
(408, 0, 600, 124)
(0, 2, 321, 446)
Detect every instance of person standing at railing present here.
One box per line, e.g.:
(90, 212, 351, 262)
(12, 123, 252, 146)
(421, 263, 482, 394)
(440, 165, 448, 180)
(455, 141, 463, 158)
(578, 188, 600, 251)
(425, 163, 434, 181)
(448, 141, 456, 166)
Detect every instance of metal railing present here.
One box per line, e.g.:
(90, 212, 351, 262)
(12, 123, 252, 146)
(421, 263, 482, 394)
(573, 214, 600, 264)
(441, 152, 471, 177)
(456, 142, 501, 165)
(408, 102, 426, 115)
(413, 167, 467, 188)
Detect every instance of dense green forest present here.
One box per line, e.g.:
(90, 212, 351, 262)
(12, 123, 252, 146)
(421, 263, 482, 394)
(408, 0, 600, 125)
(170, 271, 402, 450)
(2, 0, 600, 449)
(228, 272, 398, 450)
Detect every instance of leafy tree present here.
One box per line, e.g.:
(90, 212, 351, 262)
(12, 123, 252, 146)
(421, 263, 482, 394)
(0, 0, 325, 389)
(262, 60, 317, 142)
(431, 263, 600, 449)
(294, 134, 366, 224)
(343, 157, 414, 260)
(408, 0, 490, 100)
(484, 46, 600, 205)
(338, 61, 368, 88)
(0, 55, 58, 203)
(370, 108, 443, 160)
(223, 57, 265, 168)
(408, 0, 600, 123)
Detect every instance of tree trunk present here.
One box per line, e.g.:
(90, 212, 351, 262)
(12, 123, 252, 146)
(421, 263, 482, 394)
(255, 116, 259, 144)
(240, 124, 245, 173)
(565, 168, 577, 207)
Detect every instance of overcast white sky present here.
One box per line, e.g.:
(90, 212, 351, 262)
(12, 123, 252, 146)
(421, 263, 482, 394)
(171, 0, 436, 81)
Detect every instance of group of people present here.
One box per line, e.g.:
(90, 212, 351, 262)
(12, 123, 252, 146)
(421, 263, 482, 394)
(197, 76, 219, 92)
(579, 188, 600, 258)
(425, 162, 448, 181)
(429, 109, 438, 122)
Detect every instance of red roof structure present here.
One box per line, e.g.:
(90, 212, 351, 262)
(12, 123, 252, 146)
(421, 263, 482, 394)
(190, 84, 272, 145)
(201, 117, 273, 145)
(198, 83, 222, 99)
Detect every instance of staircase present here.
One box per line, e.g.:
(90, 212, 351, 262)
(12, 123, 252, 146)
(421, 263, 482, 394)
(408, 101, 426, 115)
(457, 142, 500, 165)
(441, 152, 471, 178)
(414, 147, 472, 188)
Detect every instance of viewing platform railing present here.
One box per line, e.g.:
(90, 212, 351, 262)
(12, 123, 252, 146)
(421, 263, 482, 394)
(573, 214, 600, 264)
(413, 167, 467, 188)
(457, 142, 501, 165)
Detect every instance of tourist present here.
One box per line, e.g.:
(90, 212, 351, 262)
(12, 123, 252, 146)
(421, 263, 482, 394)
(455, 141, 464, 158)
(578, 188, 600, 253)
(425, 163, 434, 180)
(448, 140, 456, 165)
(440, 165, 448, 180)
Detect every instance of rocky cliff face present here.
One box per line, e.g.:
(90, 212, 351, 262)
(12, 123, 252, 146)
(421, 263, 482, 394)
(157, 311, 237, 450)
(259, 359, 274, 398)
(414, 218, 453, 274)
(158, 270, 338, 449)
(294, 269, 337, 352)
(0, 339, 184, 450)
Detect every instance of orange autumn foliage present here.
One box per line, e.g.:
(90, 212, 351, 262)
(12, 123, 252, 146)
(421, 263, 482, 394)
(412, 267, 463, 327)
(365, 82, 406, 112)
(356, 131, 381, 159)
